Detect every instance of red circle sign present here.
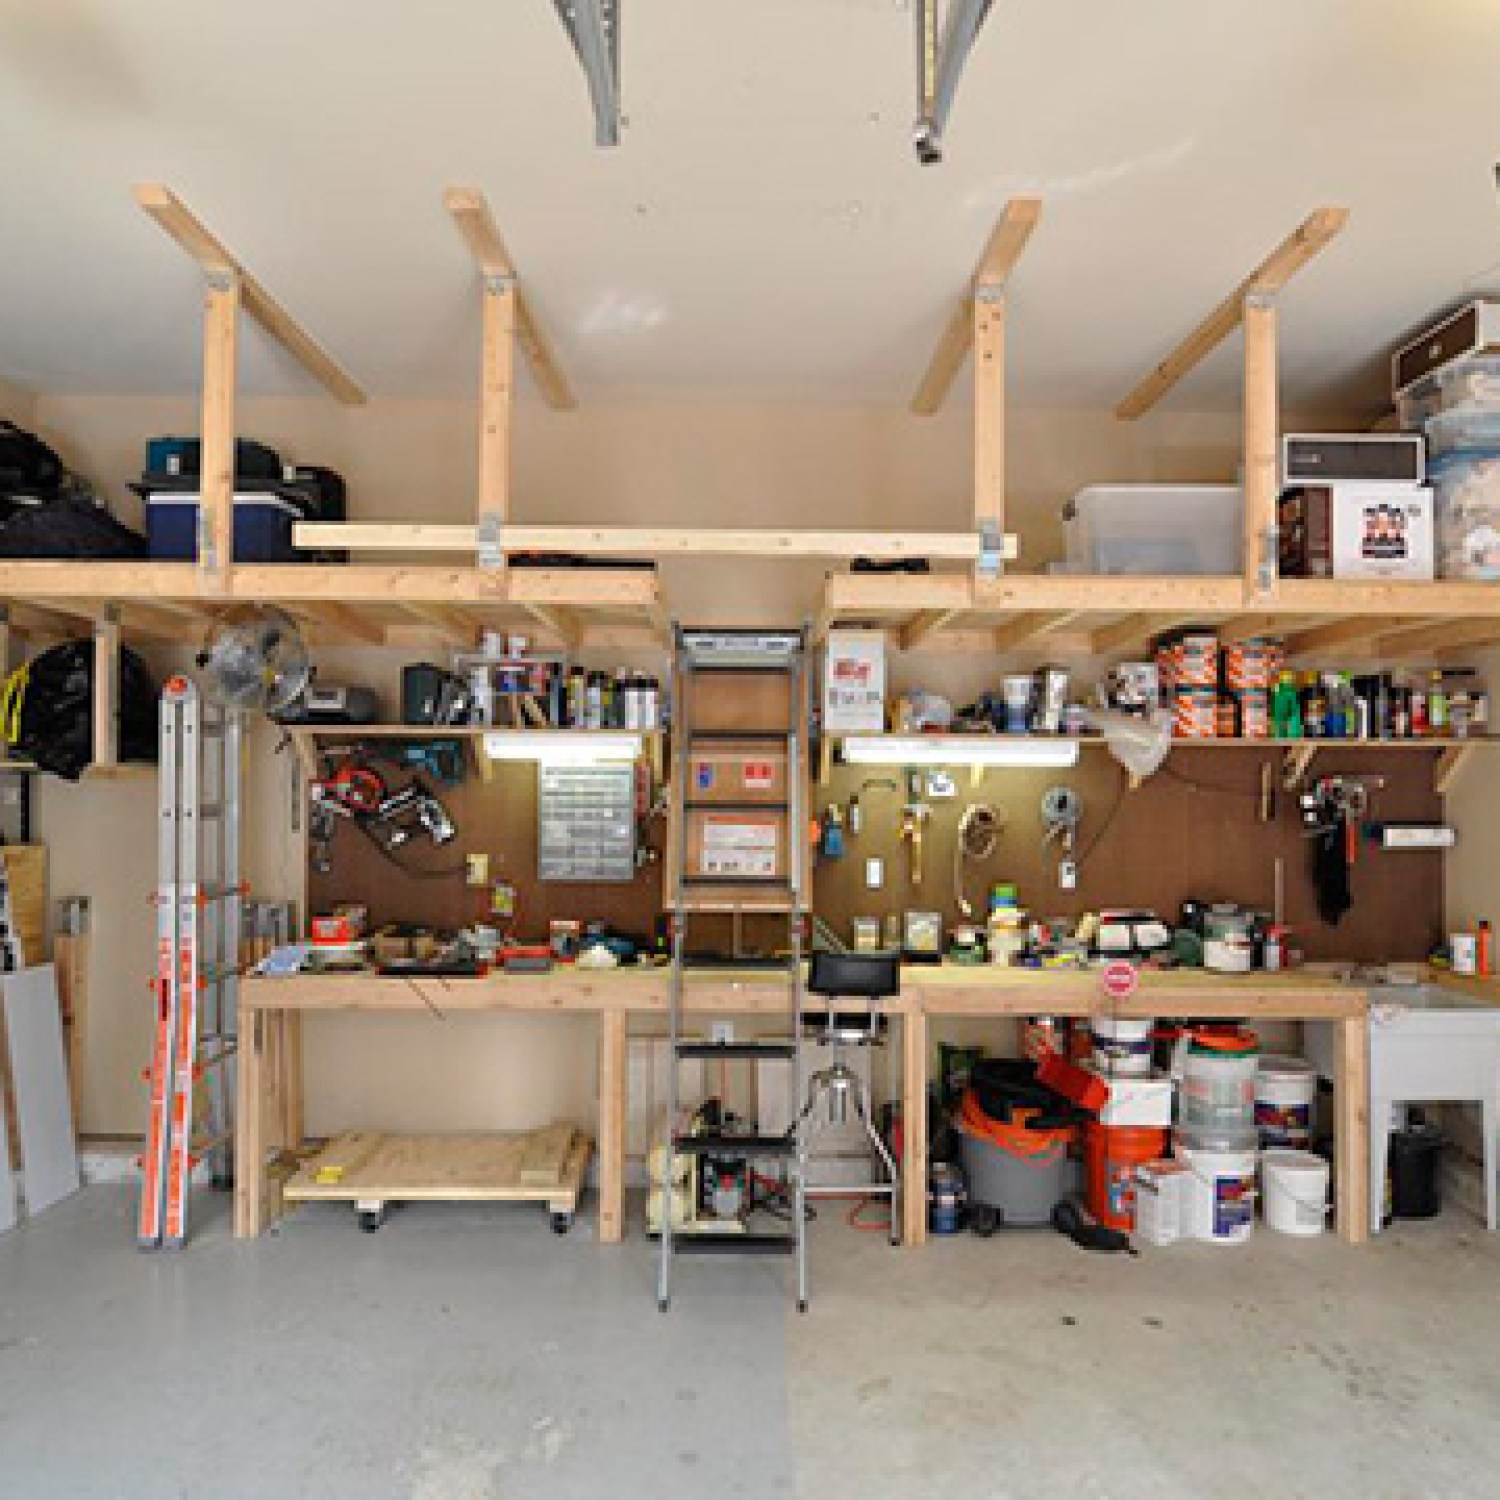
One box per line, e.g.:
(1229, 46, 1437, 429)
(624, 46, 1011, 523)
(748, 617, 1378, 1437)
(1101, 960, 1139, 1001)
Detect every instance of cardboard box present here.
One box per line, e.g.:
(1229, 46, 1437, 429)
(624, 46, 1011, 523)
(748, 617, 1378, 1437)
(687, 740, 788, 805)
(1279, 484, 1435, 580)
(682, 671, 792, 735)
(1134, 1158, 1190, 1246)
(685, 809, 786, 880)
(823, 630, 886, 733)
(1093, 1070, 1175, 1129)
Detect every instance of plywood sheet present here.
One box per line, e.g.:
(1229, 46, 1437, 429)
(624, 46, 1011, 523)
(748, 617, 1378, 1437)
(2, 966, 79, 1216)
(518, 1121, 577, 1186)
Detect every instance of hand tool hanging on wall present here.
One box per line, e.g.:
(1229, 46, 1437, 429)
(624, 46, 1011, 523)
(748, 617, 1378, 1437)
(1299, 775, 1381, 926)
(1040, 785, 1083, 890)
(954, 802, 1005, 918)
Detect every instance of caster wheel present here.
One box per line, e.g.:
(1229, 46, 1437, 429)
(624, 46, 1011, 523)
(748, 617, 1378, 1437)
(551, 1212, 573, 1236)
(797, 1300, 808, 1314)
(358, 1210, 385, 1234)
(658, 1298, 671, 1314)
(211, 1173, 234, 1194)
(969, 1205, 999, 1239)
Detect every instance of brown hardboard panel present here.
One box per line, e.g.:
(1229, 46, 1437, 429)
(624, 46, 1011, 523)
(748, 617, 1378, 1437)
(307, 762, 666, 945)
(809, 747, 1445, 964)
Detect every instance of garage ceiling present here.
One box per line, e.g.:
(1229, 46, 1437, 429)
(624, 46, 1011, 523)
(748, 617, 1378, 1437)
(0, 0, 1498, 414)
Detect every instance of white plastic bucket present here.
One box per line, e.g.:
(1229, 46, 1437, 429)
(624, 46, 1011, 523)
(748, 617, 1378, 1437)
(1261, 1149, 1330, 1237)
(1178, 1038, 1259, 1135)
(1256, 1054, 1318, 1149)
(1178, 1140, 1258, 1244)
(1091, 1015, 1154, 1077)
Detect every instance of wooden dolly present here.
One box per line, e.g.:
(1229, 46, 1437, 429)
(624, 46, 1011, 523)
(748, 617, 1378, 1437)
(283, 1123, 591, 1234)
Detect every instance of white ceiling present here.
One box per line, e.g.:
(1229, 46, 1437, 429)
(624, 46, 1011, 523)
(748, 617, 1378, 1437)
(2, 0, 1499, 413)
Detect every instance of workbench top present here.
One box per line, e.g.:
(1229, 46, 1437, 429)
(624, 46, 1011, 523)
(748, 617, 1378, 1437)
(241, 960, 1371, 1017)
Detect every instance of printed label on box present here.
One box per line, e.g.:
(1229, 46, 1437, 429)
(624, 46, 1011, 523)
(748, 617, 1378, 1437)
(742, 761, 774, 791)
(701, 817, 779, 878)
(823, 630, 887, 733)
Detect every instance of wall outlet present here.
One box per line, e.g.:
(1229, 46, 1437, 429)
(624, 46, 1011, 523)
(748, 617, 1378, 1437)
(466, 852, 490, 887)
(1059, 859, 1078, 890)
(710, 1020, 735, 1044)
(865, 857, 884, 889)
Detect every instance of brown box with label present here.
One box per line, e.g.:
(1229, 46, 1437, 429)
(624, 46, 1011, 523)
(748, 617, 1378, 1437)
(687, 740, 788, 805)
(685, 809, 787, 881)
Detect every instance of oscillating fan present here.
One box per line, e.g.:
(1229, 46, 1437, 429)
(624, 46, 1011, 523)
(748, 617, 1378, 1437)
(197, 606, 312, 714)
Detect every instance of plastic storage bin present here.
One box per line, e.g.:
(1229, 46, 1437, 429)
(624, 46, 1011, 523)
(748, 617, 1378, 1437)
(1423, 403, 1500, 459)
(1063, 485, 1241, 575)
(145, 492, 304, 563)
(1398, 355, 1500, 430)
(1429, 450, 1500, 579)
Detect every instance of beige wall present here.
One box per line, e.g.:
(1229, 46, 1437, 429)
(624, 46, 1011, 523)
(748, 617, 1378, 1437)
(1444, 644, 1500, 932)
(22, 390, 1284, 1137)
(0, 377, 37, 425)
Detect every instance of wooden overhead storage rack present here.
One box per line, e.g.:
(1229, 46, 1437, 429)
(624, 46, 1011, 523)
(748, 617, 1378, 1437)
(819, 201, 1500, 666)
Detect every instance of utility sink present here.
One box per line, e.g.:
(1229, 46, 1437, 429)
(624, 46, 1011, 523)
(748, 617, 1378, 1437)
(1308, 976, 1500, 1234)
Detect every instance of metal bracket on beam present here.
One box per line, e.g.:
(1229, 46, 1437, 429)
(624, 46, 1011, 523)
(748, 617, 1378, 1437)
(977, 519, 1004, 581)
(477, 513, 506, 571)
(552, 0, 622, 148)
(1257, 524, 1280, 594)
(973, 283, 1005, 307)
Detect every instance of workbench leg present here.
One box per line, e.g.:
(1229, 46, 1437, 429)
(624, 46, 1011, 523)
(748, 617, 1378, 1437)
(597, 1010, 628, 1244)
(1335, 1012, 1370, 1245)
(234, 1010, 266, 1239)
(280, 1012, 304, 1151)
(902, 1010, 929, 1247)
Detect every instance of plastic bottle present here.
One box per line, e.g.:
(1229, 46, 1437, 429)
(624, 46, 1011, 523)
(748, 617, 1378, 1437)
(1479, 920, 1494, 978)
(1411, 680, 1429, 738)
(1304, 675, 1326, 739)
(1272, 672, 1303, 739)
(1429, 671, 1449, 737)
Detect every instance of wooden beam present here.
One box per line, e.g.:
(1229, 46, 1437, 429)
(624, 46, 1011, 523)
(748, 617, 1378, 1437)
(1284, 617, 1420, 657)
(991, 611, 1077, 653)
(912, 197, 1041, 414)
(399, 603, 477, 646)
(825, 571, 976, 617)
(134, 184, 365, 405)
(285, 602, 387, 646)
(1243, 295, 1279, 598)
(478, 275, 516, 577)
(1435, 745, 1475, 797)
(199, 271, 239, 585)
(1116, 207, 1348, 420)
(1090, 612, 1201, 658)
(1380, 618, 1500, 658)
(973, 291, 1005, 567)
(292, 521, 998, 561)
(522, 602, 582, 650)
(972, 573, 1247, 615)
(92, 610, 120, 770)
(898, 609, 962, 651)
(444, 187, 576, 412)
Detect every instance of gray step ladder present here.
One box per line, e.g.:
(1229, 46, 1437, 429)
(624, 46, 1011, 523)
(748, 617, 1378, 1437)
(138, 676, 242, 1250)
(657, 627, 811, 1311)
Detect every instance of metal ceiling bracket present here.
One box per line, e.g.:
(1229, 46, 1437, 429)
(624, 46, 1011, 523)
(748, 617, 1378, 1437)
(977, 519, 1004, 581)
(912, 0, 997, 165)
(483, 273, 515, 299)
(1258, 524, 1280, 594)
(477, 513, 506, 570)
(552, 0, 622, 148)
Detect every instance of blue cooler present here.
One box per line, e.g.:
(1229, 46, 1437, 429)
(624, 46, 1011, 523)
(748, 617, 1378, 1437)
(145, 491, 304, 563)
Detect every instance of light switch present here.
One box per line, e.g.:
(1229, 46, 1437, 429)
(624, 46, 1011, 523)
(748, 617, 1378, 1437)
(865, 857, 884, 889)
(466, 852, 490, 887)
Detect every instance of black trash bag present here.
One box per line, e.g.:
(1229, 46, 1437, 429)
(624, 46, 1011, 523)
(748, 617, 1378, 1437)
(3, 640, 159, 780)
(0, 491, 147, 559)
(0, 419, 64, 500)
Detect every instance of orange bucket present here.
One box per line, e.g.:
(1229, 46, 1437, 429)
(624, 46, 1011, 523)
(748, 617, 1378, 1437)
(1085, 1121, 1169, 1232)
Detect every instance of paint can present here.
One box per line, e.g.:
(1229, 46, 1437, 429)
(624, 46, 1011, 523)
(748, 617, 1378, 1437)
(928, 1161, 967, 1235)
(1177, 1030, 1260, 1136)
(1236, 688, 1270, 740)
(1177, 1133, 1259, 1244)
(1255, 1054, 1318, 1149)
(1260, 1148, 1329, 1236)
(1173, 688, 1217, 739)
(1085, 1122, 1170, 1232)
(1090, 1014, 1155, 1077)
(1176, 633, 1220, 688)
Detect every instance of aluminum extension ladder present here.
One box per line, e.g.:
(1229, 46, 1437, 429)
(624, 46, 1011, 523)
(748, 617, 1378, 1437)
(138, 676, 242, 1250)
(657, 627, 811, 1312)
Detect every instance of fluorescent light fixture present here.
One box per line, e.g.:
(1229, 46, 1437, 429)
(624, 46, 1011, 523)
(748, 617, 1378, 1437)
(839, 735, 1079, 768)
(483, 731, 642, 765)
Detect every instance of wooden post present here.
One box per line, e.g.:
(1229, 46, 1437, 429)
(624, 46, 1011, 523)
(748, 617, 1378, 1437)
(973, 289, 1005, 580)
(1335, 1008, 1370, 1245)
(478, 275, 516, 579)
(200, 272, 241, 587)
(234, 1009, 266, 1238)
(597, 1009, 628, 1243)
(901, 1008, 929, 1246)
(1242, 294, 1279, 600)
(91, 609, 120, 771)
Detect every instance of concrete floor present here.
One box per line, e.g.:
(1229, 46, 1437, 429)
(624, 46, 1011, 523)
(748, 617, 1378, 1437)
(3, 1188, 1499, 1498)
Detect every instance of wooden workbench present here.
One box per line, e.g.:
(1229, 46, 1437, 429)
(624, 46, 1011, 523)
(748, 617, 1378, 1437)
(237, 965, 1370, 1246)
